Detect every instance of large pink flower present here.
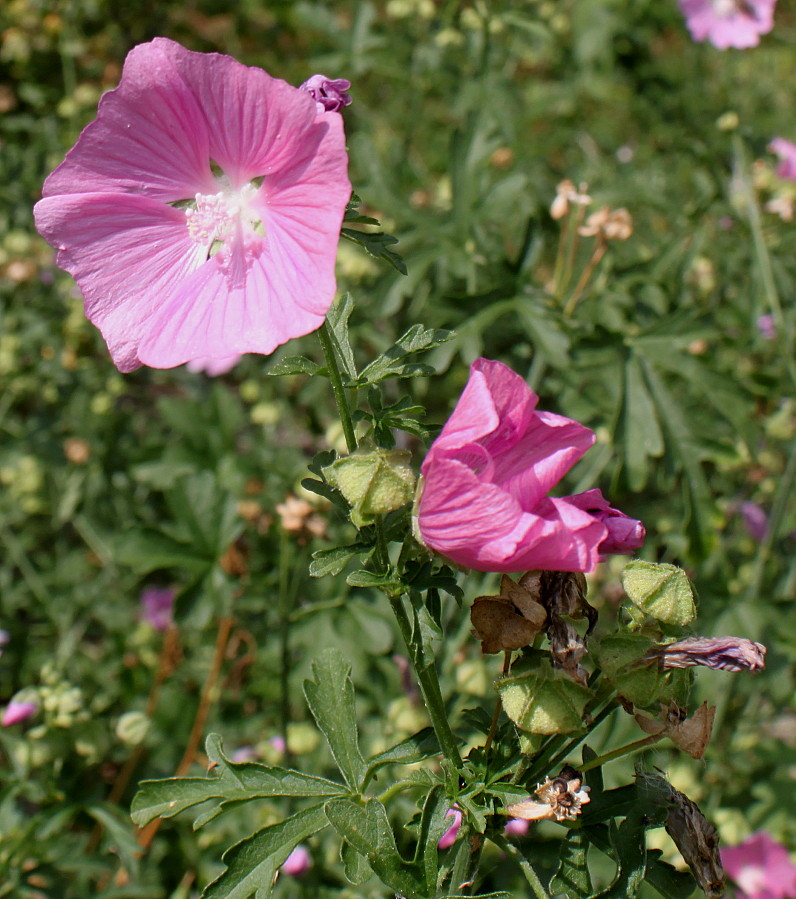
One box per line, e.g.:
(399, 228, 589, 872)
(677, 0, 777, 50)
(416, 359, 644, 573)
(34, 38, 351, 371)
(721, 833, 796, 899)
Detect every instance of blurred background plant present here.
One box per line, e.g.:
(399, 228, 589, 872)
(0, 0, 794, 895)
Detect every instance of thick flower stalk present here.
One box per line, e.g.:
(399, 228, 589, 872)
(416, 358, 644, 573)
(35, 38, 351, 371)
(677, 0, 777, 49)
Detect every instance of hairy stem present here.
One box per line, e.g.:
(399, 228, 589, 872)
(318, 319, 358, 453)
(388, 594, 463, 770)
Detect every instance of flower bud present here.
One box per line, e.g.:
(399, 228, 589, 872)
(116, 710, 151, 747)
(653, 636, 767, 673)
(324, 449, 415, 527)
(438, 807, 462, 848)
(2, 698, 38, 727)
(281, 844, 312, 877)
(299, 74, 352, 114)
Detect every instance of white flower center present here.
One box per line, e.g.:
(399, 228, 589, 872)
(185, 182, 263, 254)
(735, 865, 768, 894)
(711, 0, 743, 17)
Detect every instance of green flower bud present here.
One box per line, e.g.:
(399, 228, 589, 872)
(621, 561, 696, 626)
(116, 711, 151, 747)
(324, 449, 416, 527)
(286, 722, 321, 755)
(497, 659, 591, 734)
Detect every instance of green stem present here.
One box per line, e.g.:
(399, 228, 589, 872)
(539, 698, 619, 777)
(318, 320, 358, 453)
(278, 528, 292, 767)
(579, 734, 661, 773)
(491, 834, 550, 899)
(388, 594, 463, 770)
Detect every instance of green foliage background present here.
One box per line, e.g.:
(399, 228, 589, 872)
(0, 0, 794, 895)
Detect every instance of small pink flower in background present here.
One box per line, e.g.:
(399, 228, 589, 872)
(186, 355, 242, 376)
(269, 735, 287, 755)
(0, 630, 9, 659)
(2, 699, 38, 727)
(231, 746, 258, 763)
(140, 586, 176, 631)
(721, 832, 796, 899)
(34, 38, 351, 372)
(757, 314, 777, 340)
(299, 75, 352, 114)
(740, 501, 769, 541)
(504, 818, 530, 837)
(417, 359, 644, 574)
(438, 807, 462, 849)
(677, 0, 777, 49)
(770, 138, 796, 181)
(281, 844, 312, 877)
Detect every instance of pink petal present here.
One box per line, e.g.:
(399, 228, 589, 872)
(167, 41, 323, 188)
(34, 192, 203, 371)
(42, 39, 216, 202)
(417, 460, 606, 573)
(137, 235, 326, 367)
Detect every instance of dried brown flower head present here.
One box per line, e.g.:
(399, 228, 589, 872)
(550, 179, 591, 220)
(276, 495, 327, 539)
(578, 206, 633, 241)
(506, 765, 591, 822)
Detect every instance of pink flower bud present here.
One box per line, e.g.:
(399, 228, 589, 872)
(299, 74, 352, 114)
(438, 807, 462, 849)
(656, 636, 767, 673)
(504, 818, 530, 837)
(2, 700, 38, 727)
(740, 502, 768, 542)
(281, 845, 311, 877)
(140, 586, 176, 631)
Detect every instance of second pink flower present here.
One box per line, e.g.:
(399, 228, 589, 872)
(416, 359, 644, 573)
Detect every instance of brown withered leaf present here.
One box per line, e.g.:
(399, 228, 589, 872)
(638, 773, 725, 899)
(666, 790, 725, 898)
(635, 702, 715, 759)
(470, 574, 546, 654)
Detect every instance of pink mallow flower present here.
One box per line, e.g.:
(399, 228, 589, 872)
(140, 586, 176, 631)
(281, 845, 312, 877)
(770, 138, 796, 181)
(677, 0, 777, 50)
(417, 359, 644, 573)
(299, 75, 352, 114)
(438, 808, 462, 849)
(2, 699, 38, 727)
(721, 832, 796, 899)
(34, 38, 351, 372)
